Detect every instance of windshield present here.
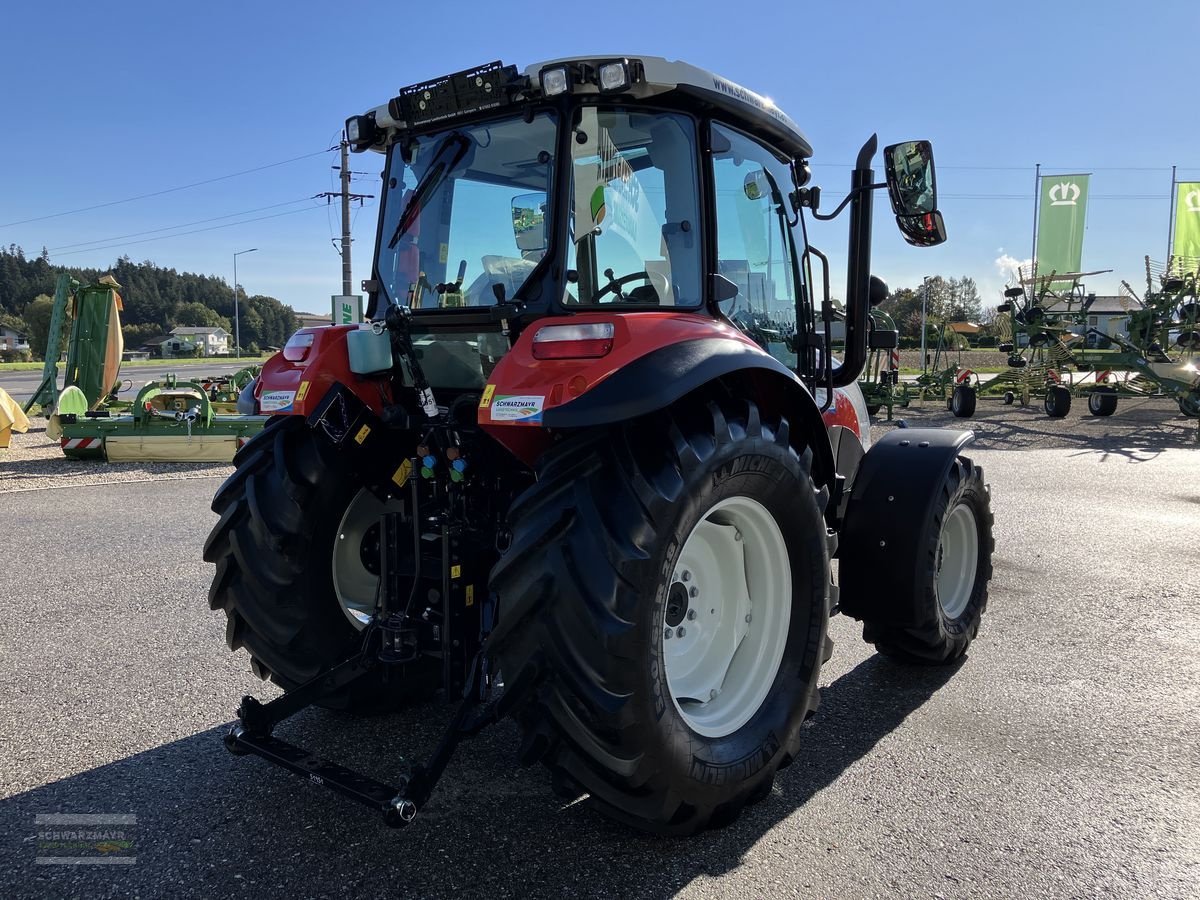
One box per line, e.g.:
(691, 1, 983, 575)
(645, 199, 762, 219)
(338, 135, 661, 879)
(565, 109, 702, 306)
(375, 111, 557, 310)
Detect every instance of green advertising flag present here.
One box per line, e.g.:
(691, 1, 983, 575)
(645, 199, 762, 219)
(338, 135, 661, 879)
(1035, 174, 1090, 285)
(1172, 182, 1200, 261)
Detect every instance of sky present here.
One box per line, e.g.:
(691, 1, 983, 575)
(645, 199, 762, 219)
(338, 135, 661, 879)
(2, 0, 1197, 315)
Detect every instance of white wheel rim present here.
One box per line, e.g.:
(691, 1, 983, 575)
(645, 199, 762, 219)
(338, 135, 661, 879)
(662, 496, 791, 738)
(332, 489, 404, 629)
(936, 503, 978, 620)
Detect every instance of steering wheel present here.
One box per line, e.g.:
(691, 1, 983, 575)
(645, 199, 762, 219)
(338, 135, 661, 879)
(593, 268, 652, 303)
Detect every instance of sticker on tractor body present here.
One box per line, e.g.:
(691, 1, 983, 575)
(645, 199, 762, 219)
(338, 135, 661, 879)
(260, 390, 296, 412)
(488, 394, 545, 424)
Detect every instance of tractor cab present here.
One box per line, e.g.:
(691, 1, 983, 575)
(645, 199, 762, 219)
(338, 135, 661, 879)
(344, 57, 945, 403)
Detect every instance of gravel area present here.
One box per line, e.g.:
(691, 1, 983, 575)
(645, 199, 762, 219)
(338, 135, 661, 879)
(896, 350, 1013, 370)
(0, 418, 233, 494)
(871, 394, 1200, 453)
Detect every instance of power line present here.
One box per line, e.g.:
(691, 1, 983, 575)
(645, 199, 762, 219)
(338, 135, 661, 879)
(47, 197, 321, 251)
(50, 204, 336, 257)
(0, 148, 336, 229)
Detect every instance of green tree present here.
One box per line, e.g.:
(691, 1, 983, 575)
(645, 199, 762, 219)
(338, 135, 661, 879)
(122, 322, 164, 350)
(22, 294, 60, 361)
(947, 276, 982, 322)
(878, 287, 921, 337)
(173, 301, 232, 332)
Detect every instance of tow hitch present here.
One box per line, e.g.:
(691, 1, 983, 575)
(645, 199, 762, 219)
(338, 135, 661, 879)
(225, 502, 505, 826)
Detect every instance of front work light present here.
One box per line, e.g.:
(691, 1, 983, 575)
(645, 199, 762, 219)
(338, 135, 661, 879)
(540, 67, 570, 97)
(345, 114, 378, 152)
(597, 61, 631, 92)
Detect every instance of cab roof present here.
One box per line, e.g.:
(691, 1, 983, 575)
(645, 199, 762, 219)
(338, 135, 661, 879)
(357, 56, 813, 161)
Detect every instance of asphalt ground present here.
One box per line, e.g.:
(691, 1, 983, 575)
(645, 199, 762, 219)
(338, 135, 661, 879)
(0, 362, 254, 408)
(1, 400, 1198, 898)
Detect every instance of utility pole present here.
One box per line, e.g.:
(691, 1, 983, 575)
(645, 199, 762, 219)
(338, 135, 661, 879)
(921, 275, 930, 374)
(317, 141, 373, 297)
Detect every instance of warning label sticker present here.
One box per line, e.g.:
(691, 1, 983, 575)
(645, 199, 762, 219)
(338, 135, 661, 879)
(488, 394, 545, 424)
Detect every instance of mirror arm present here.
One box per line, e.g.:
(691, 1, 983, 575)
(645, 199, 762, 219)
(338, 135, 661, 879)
(806, 182, 887, 221)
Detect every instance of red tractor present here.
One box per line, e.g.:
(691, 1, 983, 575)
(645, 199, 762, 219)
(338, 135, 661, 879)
(205, 56, 993, 834)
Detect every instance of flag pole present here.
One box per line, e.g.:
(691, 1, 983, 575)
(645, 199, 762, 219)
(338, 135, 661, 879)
(1166, 165, 1177, 270)
(1030, 163, 1041, 285)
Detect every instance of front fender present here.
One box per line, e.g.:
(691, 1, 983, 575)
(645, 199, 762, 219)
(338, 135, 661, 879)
(837, 428, 976, 624)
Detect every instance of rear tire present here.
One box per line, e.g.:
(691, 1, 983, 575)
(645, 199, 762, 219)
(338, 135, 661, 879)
(1044, 385, 1072, 418)
(862, 457, 993, 664)
(1087, 387, 1118, 417)
(489, 399, 830, 834)
(950, 384, 976, 418)
(204, 416, 437, 710)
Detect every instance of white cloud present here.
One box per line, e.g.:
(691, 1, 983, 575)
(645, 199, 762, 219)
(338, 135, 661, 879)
(994, 252, 1032, 286)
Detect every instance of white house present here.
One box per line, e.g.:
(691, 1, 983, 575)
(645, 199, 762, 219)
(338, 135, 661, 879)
(166, 326, 231, 358)
(0, 325, 30, 352)
(1045, 295, 1141, 340)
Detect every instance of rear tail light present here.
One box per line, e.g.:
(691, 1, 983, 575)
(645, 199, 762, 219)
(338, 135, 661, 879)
(283, 331, 315, 362)
(532, 322, 615, 359)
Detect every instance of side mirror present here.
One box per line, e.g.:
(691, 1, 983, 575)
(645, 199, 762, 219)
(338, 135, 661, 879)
(511, 192, 548, 255)
(895, 211, 947, 247)
(884, 140, 946, 247)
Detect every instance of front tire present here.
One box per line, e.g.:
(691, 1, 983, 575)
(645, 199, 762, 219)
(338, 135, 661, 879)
(488, 399, 830, 834)
(862, 456, 993, 664)
(203, 416, 436, 709)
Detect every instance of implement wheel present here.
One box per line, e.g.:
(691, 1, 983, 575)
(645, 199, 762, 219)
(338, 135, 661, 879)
(204, 416, 437, 710)
(1179, 391, 1200, 418)
(950, 384, 976, 418)
(1087, 387, 1118, 417)
(489, 399, 830, 834)
(1044, 385, 1072, 418)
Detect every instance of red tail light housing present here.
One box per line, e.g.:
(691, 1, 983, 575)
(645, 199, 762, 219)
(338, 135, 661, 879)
(283, 331, 315, 362)
(532, 322, 615, 360)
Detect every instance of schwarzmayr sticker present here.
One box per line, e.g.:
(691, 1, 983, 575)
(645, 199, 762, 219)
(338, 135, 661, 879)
(489, 395, 544, 424)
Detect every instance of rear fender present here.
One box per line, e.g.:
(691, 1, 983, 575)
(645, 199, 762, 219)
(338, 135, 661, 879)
(255, 326, 391, 417)
(479, 311, 837, 486)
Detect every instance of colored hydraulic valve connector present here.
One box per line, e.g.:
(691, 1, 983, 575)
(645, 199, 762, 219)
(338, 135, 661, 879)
(416, 443, 468, 482)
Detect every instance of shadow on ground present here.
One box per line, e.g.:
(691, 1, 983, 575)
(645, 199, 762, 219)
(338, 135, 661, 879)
(876, 398, 1198, 459)
(0, 656, 960, 898)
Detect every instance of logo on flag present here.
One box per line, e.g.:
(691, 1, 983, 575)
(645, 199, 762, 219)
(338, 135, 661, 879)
(1185, 190, 1200, 213)
(1049, 182, 1081, 206)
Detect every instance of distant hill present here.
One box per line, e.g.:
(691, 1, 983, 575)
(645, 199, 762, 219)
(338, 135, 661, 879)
(0, 245, 298, 354)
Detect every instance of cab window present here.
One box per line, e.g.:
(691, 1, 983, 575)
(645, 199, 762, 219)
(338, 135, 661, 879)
(710, 122, 802, 367)
(565, 109, 702, 306)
